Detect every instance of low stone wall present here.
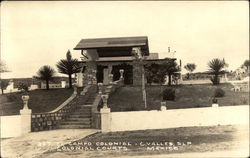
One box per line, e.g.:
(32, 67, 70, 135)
(31, 85, 91, 132)
(104, 105, 249, 132)
(0, 115, 21, 138)
(31, 94, 77, 131)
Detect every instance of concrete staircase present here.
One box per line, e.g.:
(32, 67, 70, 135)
(58, 87, 97, 129)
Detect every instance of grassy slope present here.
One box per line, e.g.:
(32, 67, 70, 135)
(108, 83, 249, 112)
(0, 88, 73, 115)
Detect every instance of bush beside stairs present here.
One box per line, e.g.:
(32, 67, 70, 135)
(58, 86, 97, 129)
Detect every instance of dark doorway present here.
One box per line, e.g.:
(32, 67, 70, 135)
(96, 65, 107, 83)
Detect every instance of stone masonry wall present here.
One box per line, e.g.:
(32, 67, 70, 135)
(133, 61, 142, 86)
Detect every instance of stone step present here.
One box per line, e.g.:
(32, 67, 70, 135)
(74, 108, 91, 110)
(60, 121, 91, 125)
(84, 102, 94, 105)
(72, 112, 91, 115)
(77, 107, 92, 109)
(67, 118, 91, 121)
(69, 115, 92, 118)
(87, 97, 96, 99)
(77, 106, 92, 108)
(57, 124, 92, 129)
(85, 101, 95, 104)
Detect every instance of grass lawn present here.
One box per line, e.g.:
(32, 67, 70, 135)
(108, 83, 249, 112)
(0, 88, 73, 116)
(43, 125, 248, 158)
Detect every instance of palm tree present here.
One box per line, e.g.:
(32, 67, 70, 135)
(163, 60, 181, 86)
(56, 50, 81, 88)
(35, 65, 55, 90)
(208, 58, 226, 85)
(184, 63, 196, 79)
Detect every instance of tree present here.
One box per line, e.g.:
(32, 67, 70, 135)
(56, 50, 81, 88)
(164, 60, 181, 86)
(145, 60, 180, 86)
(145, 64, 166, 84)
(184, 63, 196, 79)
(0, 79, 9, 94)
(0, 60, 10, 73)
(35, 65, 55, 90)
(0, 60, 11, 94)
(242, 60, 250, 71)
(208, 58, 226, 85)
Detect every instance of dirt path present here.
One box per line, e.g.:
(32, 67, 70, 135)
(39, 125, 249, 158)
(1, 129, 99, 158)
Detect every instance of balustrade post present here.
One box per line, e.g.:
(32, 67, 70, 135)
(73, 84, 78, 95)
(119, 69, 124, 80)
(20, 95, 32, 134)
(100, 94, 111, 132)
(98, 83, 103, 95)
(101, 94, 109, 108)
(109, 74, 113, 85)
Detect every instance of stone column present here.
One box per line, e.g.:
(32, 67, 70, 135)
(86, 61, 97, 85)
(108, 65, 112, 74)
(132, 61, 142, 86)
(20, 95, 32, 134)
(92, 70, 97, 84)
(103, 68, 109, 85)
(76, 73, 83, 87)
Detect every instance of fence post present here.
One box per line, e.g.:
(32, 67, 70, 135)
(100, 108, 111, 132)
(20, 95, 32, 134)
(160, 101, 167, 111)
(100, 94, 111, 132)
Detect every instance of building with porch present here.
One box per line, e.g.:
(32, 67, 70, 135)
(74, 36, 177, 86)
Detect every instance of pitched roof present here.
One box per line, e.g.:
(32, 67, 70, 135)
(74, 36, 148, 50)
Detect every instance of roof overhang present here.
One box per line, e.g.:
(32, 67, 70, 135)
(74, 36, 149, 57)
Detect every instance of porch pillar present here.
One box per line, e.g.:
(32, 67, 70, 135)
(85, 61, 97, 85)
(133, 61, 142, 86)
(76, 73, 83, 87)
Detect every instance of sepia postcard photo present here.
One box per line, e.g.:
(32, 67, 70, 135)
(0, 1, 249, 158)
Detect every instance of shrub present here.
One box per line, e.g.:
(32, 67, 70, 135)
(6, 94, 19, 102)
(214, 88, 225, 97)
(124, 106, 137, 111)
(210, 76, 220, 85)
(17, 83, 29, 93)
(212, 98, 218, 103)
(162, 88, 175, 101)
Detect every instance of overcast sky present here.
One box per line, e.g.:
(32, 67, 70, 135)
(1, 1, 249, 78)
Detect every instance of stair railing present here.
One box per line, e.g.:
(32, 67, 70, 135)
(31, 85, 94, 132)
